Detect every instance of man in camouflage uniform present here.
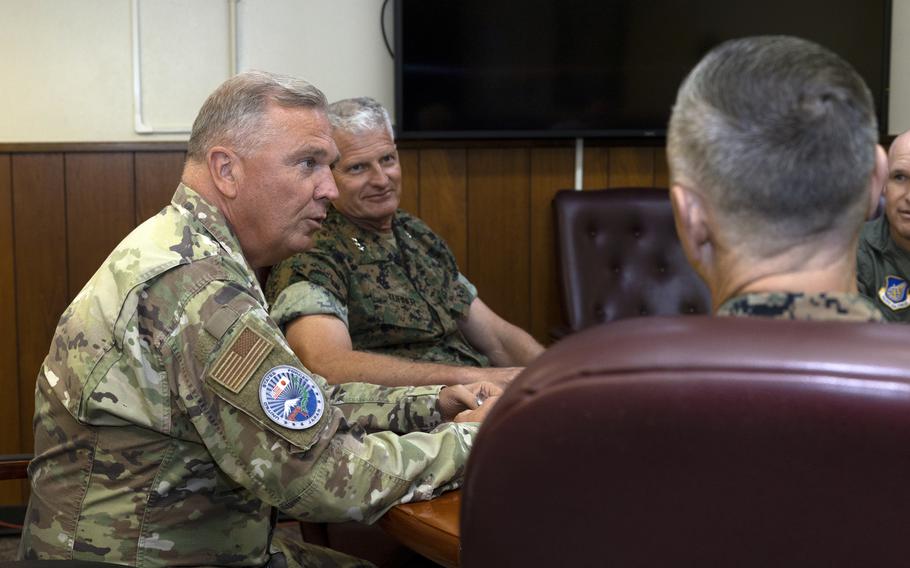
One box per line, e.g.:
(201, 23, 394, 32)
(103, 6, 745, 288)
(19, 71, 499, 567)
(857, 130, 910, 322)
(265, 98, 543, 388)
(666, 36, 888, 323)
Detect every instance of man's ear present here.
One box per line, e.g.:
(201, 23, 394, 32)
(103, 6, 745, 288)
(867, 144, 888, 220)
(207, 146, 240, 199)
(670, 184, 711, 269)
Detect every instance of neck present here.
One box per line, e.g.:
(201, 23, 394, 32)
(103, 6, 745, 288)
(888, 219, 910, 254)
(710, 241, 859, 311)
(340, 211, 394, 233)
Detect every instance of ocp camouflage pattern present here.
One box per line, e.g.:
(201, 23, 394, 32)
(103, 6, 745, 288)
(716, 291, 885, 322)
(20, 184, 477, 567)
(266, 208, 489, 367)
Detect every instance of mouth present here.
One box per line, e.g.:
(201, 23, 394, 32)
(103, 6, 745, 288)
(364, 190, 395, 201)
(306, 213, 326, 230)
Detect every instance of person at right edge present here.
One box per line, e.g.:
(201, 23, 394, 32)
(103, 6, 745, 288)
(667, 35, 888, 322)
(18, 70, 499, 568)
(857, 129, 910, 321)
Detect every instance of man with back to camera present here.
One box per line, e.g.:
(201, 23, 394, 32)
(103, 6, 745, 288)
(857, 129, 910, 321)
(265, 97, 544, 389)
(666, 35, 888, 322)
(19, 71, 500, 567)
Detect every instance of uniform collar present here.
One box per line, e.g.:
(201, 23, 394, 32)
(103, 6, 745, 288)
(862, 214, 909, 258)
(329, 207, 405, 262)
(172, 183, 267, 306)
(717, 291, 884, 322)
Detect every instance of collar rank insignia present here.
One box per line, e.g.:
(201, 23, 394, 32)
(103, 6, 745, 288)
(879, 275, 910, 310)
(259, 365, 325, 430)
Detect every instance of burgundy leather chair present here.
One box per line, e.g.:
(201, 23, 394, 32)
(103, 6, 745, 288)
(461, 316, 910, 567)
(552, 188, 711, 335)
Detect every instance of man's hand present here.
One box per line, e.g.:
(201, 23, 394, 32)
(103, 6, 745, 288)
(438, 382, 503, 422)
(473, 366, 523, 389)
(454, 396, 500, 423)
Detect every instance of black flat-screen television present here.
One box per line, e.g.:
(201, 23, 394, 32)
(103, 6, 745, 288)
(395, 0, 892, 139)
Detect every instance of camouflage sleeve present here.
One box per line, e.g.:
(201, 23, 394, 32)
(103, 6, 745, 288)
(172, 280, 475, 523)
(457, 272, 478, 302)
(324, 381, 446, 434)
(267, 250, 349, 330)
(270, 281, 349, 331)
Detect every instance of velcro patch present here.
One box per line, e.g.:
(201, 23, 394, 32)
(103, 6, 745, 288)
(210, 325, 273, 393)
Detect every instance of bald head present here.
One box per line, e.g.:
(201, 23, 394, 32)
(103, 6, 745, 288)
(889, 131, 910, 161)
(884, 130, 910, 251)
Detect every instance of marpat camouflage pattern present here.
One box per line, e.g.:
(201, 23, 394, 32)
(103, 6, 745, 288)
(716, 291, 884, 322)
(266, 208, 488, 367)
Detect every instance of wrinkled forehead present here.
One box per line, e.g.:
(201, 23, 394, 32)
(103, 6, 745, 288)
(333, 127, 396, 162)
(889, 133, 910, 165)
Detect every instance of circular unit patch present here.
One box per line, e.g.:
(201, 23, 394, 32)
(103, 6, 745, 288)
(259, 365, 325, 430)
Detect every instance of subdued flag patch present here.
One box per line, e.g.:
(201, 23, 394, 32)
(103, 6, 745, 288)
(210, 326, 273, 393)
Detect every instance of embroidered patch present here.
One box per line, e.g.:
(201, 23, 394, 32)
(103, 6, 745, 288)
(879, 275, 910, 310)
(259, 365, 325, 430)
(210, 326, 273, 393)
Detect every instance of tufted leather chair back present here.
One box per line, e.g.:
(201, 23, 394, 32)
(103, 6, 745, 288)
(461, 316, 910, 567)
(553, 188, 711, 333)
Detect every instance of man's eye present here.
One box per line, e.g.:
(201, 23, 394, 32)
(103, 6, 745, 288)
(893, 173, 908, 182)
(300, 159, 317, 169)
(348, 164, 365, 173)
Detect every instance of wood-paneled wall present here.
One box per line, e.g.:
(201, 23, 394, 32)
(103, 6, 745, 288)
(0, 141, 666, 504)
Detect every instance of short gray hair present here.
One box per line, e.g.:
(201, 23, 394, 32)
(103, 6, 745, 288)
(187, 70, 327, 161)
(327, 97, 394, 138)
(667, 36, 878, 249)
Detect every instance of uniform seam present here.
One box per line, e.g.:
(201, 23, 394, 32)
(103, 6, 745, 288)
(135, 441, 178, 568)
(70, 428, 100, 560)
(158, 263, 226, 346)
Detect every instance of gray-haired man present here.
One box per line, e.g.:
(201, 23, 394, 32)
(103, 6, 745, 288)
(667, 36, 888, 322)
(21, 72, 498, 567)
(266, 97, 543, 388)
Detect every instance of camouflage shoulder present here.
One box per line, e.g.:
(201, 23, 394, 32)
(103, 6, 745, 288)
(716, 292, 798, 318)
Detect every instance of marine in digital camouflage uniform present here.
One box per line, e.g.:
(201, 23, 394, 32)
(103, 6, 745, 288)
(265, 97, 542, 388)
(666, 37, 889, 329)
(19, 72, 491, 568)
(266, 207, 489, 367)
(716, 292, 884, 322)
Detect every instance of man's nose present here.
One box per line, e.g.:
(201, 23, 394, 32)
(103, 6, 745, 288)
(315, 168, 339, 200)
(368, 164, 390, 186)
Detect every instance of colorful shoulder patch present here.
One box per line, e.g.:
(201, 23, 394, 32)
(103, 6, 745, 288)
(259, 365, 325, 430)
(879, 275, 910, 310)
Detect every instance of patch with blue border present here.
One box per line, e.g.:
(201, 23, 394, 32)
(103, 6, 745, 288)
(259, 365, 325, 430)
(879, 275, 910, 310)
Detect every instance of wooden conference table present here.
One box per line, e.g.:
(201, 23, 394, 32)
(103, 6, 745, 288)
(378, 489, 462, 568)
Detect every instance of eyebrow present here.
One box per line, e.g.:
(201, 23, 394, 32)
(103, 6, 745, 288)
(286, 145, 335, 165)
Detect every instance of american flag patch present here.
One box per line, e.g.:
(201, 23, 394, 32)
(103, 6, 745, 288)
(210, 326, 273, 393)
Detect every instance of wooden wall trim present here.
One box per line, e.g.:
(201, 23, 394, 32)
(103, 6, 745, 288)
(0, 142, 188, 153)
(0, 138, 669, 153)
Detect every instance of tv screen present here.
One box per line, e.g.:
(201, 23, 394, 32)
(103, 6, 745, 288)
(395, 0, 891, 139)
